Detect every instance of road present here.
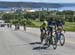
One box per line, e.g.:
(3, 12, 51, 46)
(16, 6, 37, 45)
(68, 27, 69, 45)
(0, 27, 75, 55)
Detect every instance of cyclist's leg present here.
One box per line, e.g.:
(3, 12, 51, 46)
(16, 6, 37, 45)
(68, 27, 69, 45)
(44, 27, 52, 45)
(50, 27, 53, 44)
(40, 28, 43, 43)
(44, 27, 49, 45)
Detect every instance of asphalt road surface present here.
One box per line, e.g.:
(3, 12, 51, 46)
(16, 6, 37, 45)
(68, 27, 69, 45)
(0, 27, 75, 55)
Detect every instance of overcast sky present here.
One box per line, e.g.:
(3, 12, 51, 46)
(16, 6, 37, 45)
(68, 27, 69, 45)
(0, 0, 75, 3)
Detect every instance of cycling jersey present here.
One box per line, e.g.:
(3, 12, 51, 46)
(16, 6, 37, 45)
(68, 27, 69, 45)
(48, 20, 56, 32)
(48, 21, 56, 26)
(56, 20, 63, 27)
(40, 21, 48, 33)
(41, 21, 48, 29)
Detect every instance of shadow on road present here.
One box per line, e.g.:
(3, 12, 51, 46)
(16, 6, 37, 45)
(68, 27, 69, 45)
(29, 42, 49, 50)
(32, 46, 48, 50)
(29, 42, 41, 45)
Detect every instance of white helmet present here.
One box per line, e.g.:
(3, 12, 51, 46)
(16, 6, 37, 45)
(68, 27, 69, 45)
(43, 21, 47, 24)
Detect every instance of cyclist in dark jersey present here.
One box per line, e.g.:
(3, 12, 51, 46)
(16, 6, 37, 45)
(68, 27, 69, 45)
(44, 17, 57, 45)
(48, 17, 57, 34)
(56, 19, 65, 32)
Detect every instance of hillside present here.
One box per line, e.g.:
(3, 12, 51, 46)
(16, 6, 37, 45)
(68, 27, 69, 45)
(0, 2, 62, 8)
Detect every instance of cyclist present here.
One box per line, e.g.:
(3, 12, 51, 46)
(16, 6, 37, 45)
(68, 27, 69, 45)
(9, 23, 12, 28)
(7, 23, 10, 28)
(48, 17, 57, 35)
(40, 20, 48, 33)
(45, 17, 57, 45)
(23, 22, 26, 31)
(56, 19, 65, 32)
(15, 23, 20, 30)
(17, 23, 20, 30)
(40, 20, 48, 43)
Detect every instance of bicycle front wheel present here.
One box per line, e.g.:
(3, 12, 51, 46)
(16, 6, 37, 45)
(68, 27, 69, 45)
(52, 34, 57, 50)
(60, 34, 65, 46)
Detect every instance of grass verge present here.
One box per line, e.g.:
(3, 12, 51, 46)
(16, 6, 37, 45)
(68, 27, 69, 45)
(27, 20, 75, 32)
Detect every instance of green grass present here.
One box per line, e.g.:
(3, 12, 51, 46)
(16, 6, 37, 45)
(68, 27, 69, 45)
(27, 19, 42, 28)
(27, 20, 75, 32)
(64, 22, 75, 32)
(31, 20, 42, 27)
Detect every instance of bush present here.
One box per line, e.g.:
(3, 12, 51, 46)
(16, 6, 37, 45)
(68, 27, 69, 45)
(26, 20, 35, 27)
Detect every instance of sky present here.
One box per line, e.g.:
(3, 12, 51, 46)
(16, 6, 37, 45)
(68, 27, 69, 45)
(0, 0, 75, 3)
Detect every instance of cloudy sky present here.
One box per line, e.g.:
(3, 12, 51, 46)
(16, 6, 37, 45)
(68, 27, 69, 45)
(0, 0, 75, 3)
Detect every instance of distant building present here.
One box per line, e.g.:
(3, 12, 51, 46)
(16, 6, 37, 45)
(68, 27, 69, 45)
(26, 9, 36, 12)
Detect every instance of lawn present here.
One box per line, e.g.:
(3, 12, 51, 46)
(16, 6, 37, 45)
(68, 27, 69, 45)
(27, 20, 75, 32)
(64, 22, 75, 32)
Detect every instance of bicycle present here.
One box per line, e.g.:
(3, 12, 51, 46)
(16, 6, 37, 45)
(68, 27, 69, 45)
(40, 28, 48, 44)
(56, 27, 65, 46)
(46, 26, 57, 50)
